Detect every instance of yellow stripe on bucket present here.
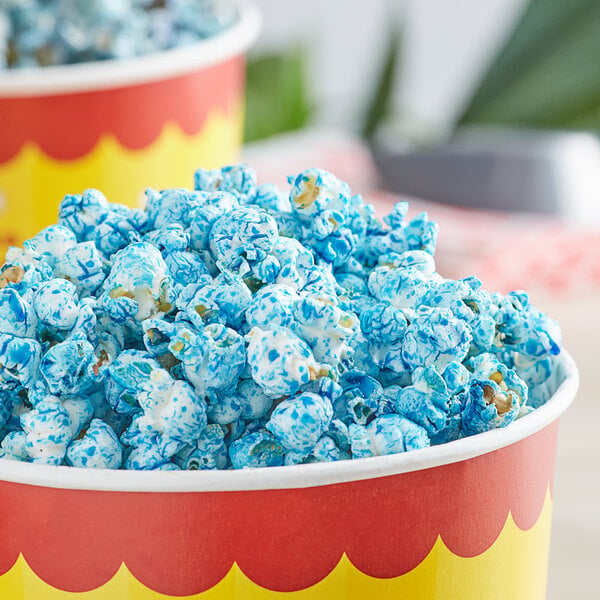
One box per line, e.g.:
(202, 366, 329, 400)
(0, 489, 553, 600)
(0, 102, 243, 257)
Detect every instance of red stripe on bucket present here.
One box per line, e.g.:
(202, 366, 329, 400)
(0, 55, 244, 163)
(0, 422, 557, 595)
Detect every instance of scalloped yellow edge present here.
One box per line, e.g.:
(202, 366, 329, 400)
(0, 490, 552, 599)
(0, 101, 243, 257)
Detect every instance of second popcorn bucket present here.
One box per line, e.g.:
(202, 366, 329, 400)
(0, 353, 578, 600)
(0, 0, 260, 256)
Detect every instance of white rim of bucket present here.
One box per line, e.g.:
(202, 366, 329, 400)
(0, 351, 579, 492)
(0, 0, 261, 97)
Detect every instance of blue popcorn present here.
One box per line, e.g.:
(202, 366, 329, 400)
(3, 0, 236, 68)
(0, 288, 37, 337)
(269, 237, 316, 290)
(53, 241, 106, 296)
(62, 397, 94, 439)
(144, 225, 190, 255)
(25, 225, 77, 267)
(301, 372, 343, 405)
(245, 284, 299, 330)
(0, 333, 41, 390)
(287, 169, 359, 266)
(266, 392, 333, 452)
(0, 430, 29, 462)
(145, 188, 205, 229)
(421, 278, 495, 353)
(312, 435, 349, 462)
(361, 204, 440, 265)
(90, 205, 149, 259)
(379, 250, 436, 277)
(58, 189, 110, 241)
(143, 225, 210, 282)
(39, 332, 95, 396)
(20, 396, 73, 465)
(246, 326, 330, 396)
(0, 163, 566, 470)
(289, 168, 351, 220)
(210, 206, 279, 268)
(235, 378, 275, 420)
(207, 392, 243, 426)
(0, 389, 15, 431)
(284, 435, 349, 465)
(60, 191, 148, 258)
(122, 432, 183, 471)
(223, 416, 247, 444)
(368, 265, 431, 310)
(360, 302, 407, 344)
(134, 368, 207, 443)
(169, 324, 246, 394)
(141, 318, 182, 359)
(402, 212, 439, 255)
(164, 251, 210, 286)
(175, 271, 252, 330)
(337, 371, 383, 425)
(33, 278, 81, 330)
(104, 349, 161, 415)
(443, 360, 470, 394)
(187, 192, 240, 252)
(511, 355, 555, 408)
(66, 418, 122, 469)
(229, 431, 285, 469)
(349, 414, 429, 458)
(461, 354, 527, 435)
(335, 271, 369, 296)
(248, 286, 357, 366)
(251, 182, 292, 212)
(492, 291, 561, 359)
(467, 353, 527, 405)
(301, 264, 340, 297)
(461, 379, 519, 436)
(194, 164, 257, 204)
(391, 366, 452, 436)
(175, 424, 228, 470)
(324, 418, 351, 453)
(292, 293, 359, 365)
(0, 255, 52, 296)
(99, 242, 171, 322)
(402, 307, 472, 371)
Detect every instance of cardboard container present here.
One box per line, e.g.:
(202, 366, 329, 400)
(0, 0, 260, 256)
(0, 352, 578, 599)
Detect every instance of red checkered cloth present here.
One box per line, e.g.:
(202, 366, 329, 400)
(244, 130, 600, 296)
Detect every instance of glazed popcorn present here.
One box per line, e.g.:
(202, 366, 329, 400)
(0, 164, 565, 470)
(0, 0, 236, 69)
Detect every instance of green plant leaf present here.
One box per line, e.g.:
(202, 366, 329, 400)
(362, 27, 401, 139)
(459, 0, 600, 130)
(244, 47, 313, 142)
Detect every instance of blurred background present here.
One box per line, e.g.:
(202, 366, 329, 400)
(244, 1, 600, 596)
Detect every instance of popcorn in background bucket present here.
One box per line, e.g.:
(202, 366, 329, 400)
(0, 0, 237, 69)
(0, 164, 564, 470)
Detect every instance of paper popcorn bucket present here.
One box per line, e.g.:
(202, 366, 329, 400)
(0, 352, 577, 600)
(0, 0, 260, 257)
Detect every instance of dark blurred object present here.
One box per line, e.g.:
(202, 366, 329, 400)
(370, 0, 600, 216)
(459, 0, 600, 130)
(372, 127, 600, 220)
(244, 47, 312, 142)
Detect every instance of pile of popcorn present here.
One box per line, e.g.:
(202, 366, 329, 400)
(0, 165, 563, 470)
(0, 0, 236, 68)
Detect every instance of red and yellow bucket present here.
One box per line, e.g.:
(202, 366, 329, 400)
(0, 0, 260, 256)
(0, 352, 578, 599)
